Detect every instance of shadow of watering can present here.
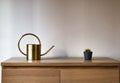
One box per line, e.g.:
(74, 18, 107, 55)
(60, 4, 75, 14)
(18, 33, 55, 60)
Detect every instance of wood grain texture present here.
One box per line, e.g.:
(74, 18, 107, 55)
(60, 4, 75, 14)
(61, 67, 119, 83)
(1, 57, 120, 67)
(1, 57, 120, 83)
(2, 68, 60, 83)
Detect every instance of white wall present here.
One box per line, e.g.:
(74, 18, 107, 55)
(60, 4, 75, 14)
(64, 0, 120, 59)
(0, 0, 120, 82)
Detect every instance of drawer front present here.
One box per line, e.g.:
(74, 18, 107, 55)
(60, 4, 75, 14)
(61, 67, 119, 83)
(2, 68, 60, 83)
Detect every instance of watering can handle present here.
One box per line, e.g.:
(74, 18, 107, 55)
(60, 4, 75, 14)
(18, 33, 41, 56)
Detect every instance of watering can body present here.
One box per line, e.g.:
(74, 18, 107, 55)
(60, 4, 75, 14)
(18, 33, 54, 61)
(27, 44, 41, 60)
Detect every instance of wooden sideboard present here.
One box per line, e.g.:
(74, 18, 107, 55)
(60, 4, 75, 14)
(1, 57, 120, 83)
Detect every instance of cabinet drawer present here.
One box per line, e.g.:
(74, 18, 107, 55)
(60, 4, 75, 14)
(61, 67, 119, 83)
(2, 68, 60, 83)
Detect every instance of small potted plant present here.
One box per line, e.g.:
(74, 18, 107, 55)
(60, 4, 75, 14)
(84, 49, 93, 60)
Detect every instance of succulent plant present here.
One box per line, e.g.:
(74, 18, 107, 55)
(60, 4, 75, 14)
(85, 48, 91, 52)
(84, 48, 93, 60)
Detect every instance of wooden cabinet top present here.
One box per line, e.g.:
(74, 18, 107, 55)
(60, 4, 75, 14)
(1, 57, 120, 67)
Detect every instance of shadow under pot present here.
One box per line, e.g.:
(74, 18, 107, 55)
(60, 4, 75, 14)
(84, 51, 92, 60)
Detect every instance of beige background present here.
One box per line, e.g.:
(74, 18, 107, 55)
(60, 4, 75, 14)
(0, 0, 120, 82)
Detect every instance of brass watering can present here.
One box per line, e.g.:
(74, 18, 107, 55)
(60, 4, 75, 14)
(18, 33, 55, 60)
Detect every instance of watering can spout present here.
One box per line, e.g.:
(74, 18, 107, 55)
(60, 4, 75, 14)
(41, 45, 55, 56)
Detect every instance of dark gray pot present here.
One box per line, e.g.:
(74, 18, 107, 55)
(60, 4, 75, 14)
(84, 51, 92, 60)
